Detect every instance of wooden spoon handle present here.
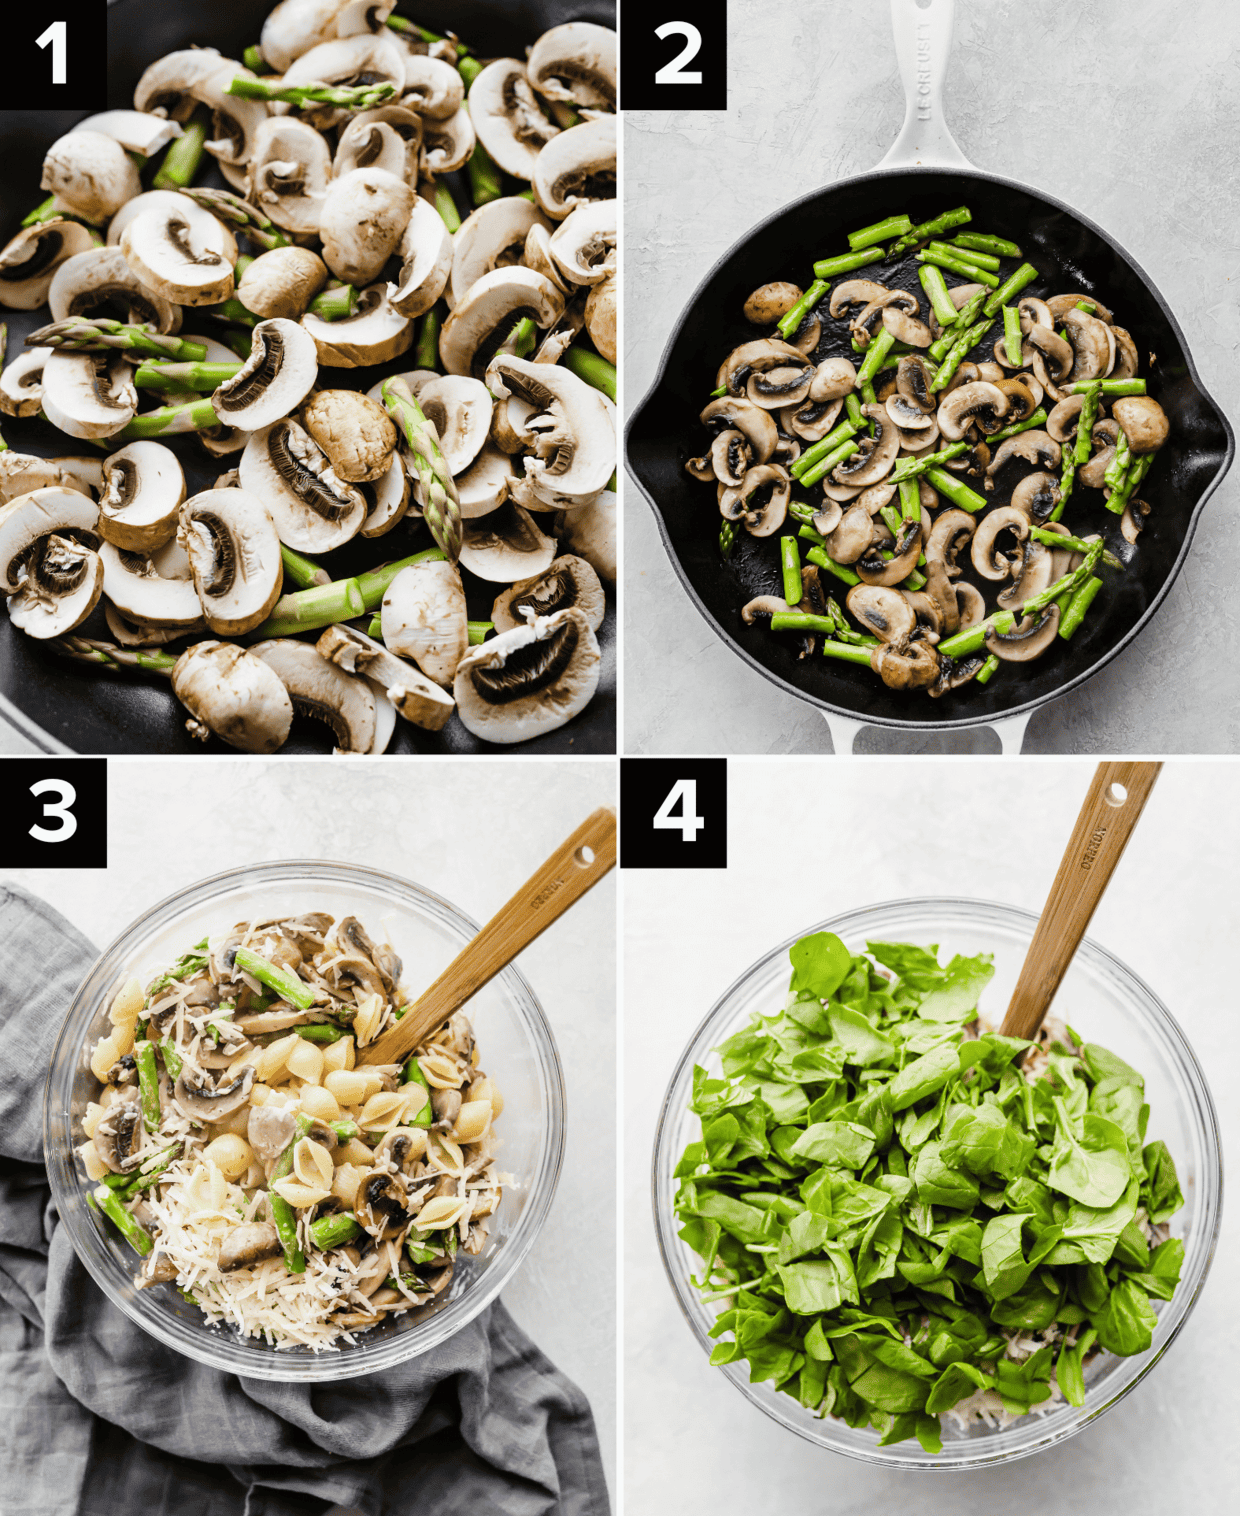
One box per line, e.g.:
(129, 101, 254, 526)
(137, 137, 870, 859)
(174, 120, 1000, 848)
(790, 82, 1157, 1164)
(360, 806, 617, 1067)
(1000, 761, 1162, 1041)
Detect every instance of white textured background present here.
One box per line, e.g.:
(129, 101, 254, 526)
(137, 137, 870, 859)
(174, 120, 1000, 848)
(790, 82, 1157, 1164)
(623, 0, 1240, 754)
(624, 759, 1238, 1512)
(1, 757, 617, 1490)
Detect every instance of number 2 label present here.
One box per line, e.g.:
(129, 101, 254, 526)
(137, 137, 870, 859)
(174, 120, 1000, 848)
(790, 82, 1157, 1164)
(653, 22, 703, 85)
(653, 779, 706, 842)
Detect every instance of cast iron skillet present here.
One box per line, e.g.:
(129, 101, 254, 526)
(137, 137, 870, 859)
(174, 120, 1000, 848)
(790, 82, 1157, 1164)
(0, 0, 616, 754)
(625, 0, 1234, 754)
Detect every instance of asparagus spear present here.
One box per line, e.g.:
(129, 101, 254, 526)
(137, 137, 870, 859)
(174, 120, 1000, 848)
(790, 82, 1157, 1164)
(308, 283, 358, 321)
(563, 345, 616, 400)
(433, 181, 462, 232)
(887, 205, 972, 255)
(269, 1114, 314, 1271)
(988, 407, 1049, 443)
(51, 637, 177, 675)
(153, 107, 208, 190)
(382, 377, 462, 562)
(719, 520, 737, 559)
(984, 262, 1040, 317)
(415, 305, 443, 369)
(308, 1211, 363, 1250)
(789, 419, 858, 480)
(117, 397, 220, 440)
(227, 76, 398, 110)
(468, 139, 503, 207)
(918, 247, 1000, 288)
(135, 1041, 162, 1133)
(927, 238, 1000, 271)
(26, 318, 208, 362)
(92, 1185, 154, 1255)
(1073, 381, 1103, 465)
(776, 278, 830, 341)
(233, 946, 316, 1010)
(953, 231, 1022, 258)
(780, 537, 802, 606)
(848, 214, 911, 251)
(1059, 575, 1104, 639)
(279, 545, 330, 590)
(812, 248, 888, 280)
(1064, 378, 1146, 397)
(178, 187, 290, 250)
(133, 360, 242, 393)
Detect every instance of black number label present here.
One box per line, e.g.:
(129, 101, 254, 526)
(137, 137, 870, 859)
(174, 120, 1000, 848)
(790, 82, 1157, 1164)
(29, 778, 79, 843)
(5, 759, 107, 868)
(620, 759, 727, 869)
(653, 22, 703, 85)
(8, 7, 106, 108)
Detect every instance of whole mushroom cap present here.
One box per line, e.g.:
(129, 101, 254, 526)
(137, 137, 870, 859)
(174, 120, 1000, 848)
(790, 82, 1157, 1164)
(41, 130, 142, 223)
(237, 246, 329, 320)
(1113, 395, 1170, 455)
(301, 389, 398, 483)
(172, 640, 293, 752)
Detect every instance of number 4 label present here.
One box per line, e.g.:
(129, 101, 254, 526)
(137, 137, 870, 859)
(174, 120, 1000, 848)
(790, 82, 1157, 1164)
(653, 778, 705, 842)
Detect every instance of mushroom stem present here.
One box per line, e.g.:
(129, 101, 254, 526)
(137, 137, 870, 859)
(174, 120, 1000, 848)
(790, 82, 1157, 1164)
(26, 319, 208, 362)
(152, 107, 209, 191)
(381, 377, 462, 562)
(133, 360, 242, 393)
(226, 75, 398, 110)
(279, 544, 330, 590)
(116, 396, 219, 440)
(562, 344, 616, 401)
(307, 283, 357, 321)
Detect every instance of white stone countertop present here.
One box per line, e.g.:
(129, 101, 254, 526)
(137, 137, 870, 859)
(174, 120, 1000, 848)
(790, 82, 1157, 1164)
(2, 757, 617, 1492)
(622, 0, 1240, 754)
(624, 759, 1238, 1511)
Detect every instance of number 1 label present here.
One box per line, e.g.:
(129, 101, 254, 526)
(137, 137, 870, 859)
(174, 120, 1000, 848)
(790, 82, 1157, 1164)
(37, 21, 67, 85)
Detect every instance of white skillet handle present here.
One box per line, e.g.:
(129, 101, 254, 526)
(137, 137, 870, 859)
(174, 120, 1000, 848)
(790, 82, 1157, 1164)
(877, 0, 972, 170)
(820, 708, 1032, 755)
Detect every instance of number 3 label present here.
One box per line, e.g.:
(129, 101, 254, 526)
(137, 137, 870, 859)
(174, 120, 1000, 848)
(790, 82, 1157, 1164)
(653, 778, 706, 842)
(29, 778, 78, 843)
(653, 22, 703, 84)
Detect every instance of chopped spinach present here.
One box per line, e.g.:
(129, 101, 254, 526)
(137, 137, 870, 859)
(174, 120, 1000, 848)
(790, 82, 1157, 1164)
(675, 931, 1185, 1449)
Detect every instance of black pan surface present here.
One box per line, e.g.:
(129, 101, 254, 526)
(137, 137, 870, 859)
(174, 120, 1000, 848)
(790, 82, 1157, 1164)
(626, 165, 1234, 734)
(0, 0, 616, 755)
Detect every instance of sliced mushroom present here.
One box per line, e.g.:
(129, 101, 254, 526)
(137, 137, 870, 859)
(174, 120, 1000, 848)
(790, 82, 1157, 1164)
(415, 376, 492, 477)
(827, 279, 890, 319)
(458, 501, 556, 585)
(388, 197, 454, 318)
(0, 220, 96, 310)
(1062, 306, 1114, 383)
(922, 508, 977, 636)
(743, 282, 801, 324)
(399, 51, 465, 119)
(997, 538, 1053, 610)
(456, 445, 515, 519)
(453, 607, 600, 743)
(247, 117, 333, 235)
(833, 404, 899, 488)
(1080, 419, 1120, 489)
(1046, 394, 1085, 445)
(810, 357, 857, 403)
(1, 495, 103, 639)
(40, 350, 136, 440)
(319, 168, 414, 286)
(485, 354, 613, 507)
(452, 197, 549, 305)
(985, 605, 1060, 661)
(178, 488, 284, 635)
(548, 199, 616, 290)
(887, 393, 935, 431)
(381, 559, 469, 684)
(870, 634, 940, 691)
(468, 59, 560, 179)
(218, 1222, 282, 1273)
(302, 283, 413, 367)
(173, 641, 293, 751)
(881, 305, 932, 347)
(700, 396, 778, 464)
(526, 21, 616, 111)
(239, 418, 367, 552)
(74, 109, 183, 157)
(1109, 326, 1139, 380)
(252, 638, 377, 753)
(986, 430, 1061, 478)
(845, 584, 916, 643)
(48, 245, 180, 331)
(895, 354, 936, 414)
(93, 1095, 144, 1174)
(212, 319, 319, 431)
(175, 1064, 256, 1122)
(120, 198, 236, 307)
(42, 130, 141, 223)
(440, 267, 564, 378)
(192, 63, 269, 167)
(1046, 293, 1113, 325)
(937, 381, 1009, 442)
(720, 464, 789, 536)
(532, 115, 615, 220)
(316, 623, 455, 731)
(1010, 471, 1061, 524)
(1113, 396, 1169, 455)
(971, 505, 1029, 582)
(336, 103, 422, 181)
(1026, 324, 1074, 382)
(302, 389, 397, 484)
(1121, 497, 1151, 544)
(0, 348, 51, 416)
(99, 539, 202, 628)
(280, 32, 407, 123)
(827, 502, 877, 565)
(492, 553, 605, 633)
(97, 441, 186, 552)
(856, 517, 921, 587)
(553, 490, 614, 583)
(236, 246, 328, 321)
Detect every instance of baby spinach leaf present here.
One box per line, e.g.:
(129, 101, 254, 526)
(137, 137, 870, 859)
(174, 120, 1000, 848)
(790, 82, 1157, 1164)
(889, 1043, 962, 1111)
(917, 952, 995, 1022)
(827, 1001, 896, 1066)
(866, 941, 944, 991)
(1095, 1278, 1158, 1355)
(925, 1360, 995, 1414)
(912, 1142, 980, 1210)
(988, 1275, 1059, 1330)
(777, 1246, 859, 1314)
(1083, 1043, 1144, 1088)
(1055, 1327, 1097, 1408)
(832, 1333, 933, 1414)
(941, 1103, 1034, 1180)
(789, 931, 852, 999)
(1124, 1237, 1184, 1301)
(791, 1120, 876, 1170)
(1047, 1102, 1132, 1208)
(1142, 1140, 1184, 1224)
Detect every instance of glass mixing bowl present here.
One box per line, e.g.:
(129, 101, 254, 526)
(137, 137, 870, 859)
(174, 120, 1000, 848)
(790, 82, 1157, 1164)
(652, 898, 1222, 1468)
(43, 860, 565, 1382)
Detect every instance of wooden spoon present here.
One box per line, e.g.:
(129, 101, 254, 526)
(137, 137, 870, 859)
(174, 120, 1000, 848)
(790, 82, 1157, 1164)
(359, 806, 616, 1067)
(1000, 761, 1162, 1041)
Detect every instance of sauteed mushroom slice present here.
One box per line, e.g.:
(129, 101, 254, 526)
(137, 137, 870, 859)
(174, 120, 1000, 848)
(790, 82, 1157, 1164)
(316, 623, 455, 732)
(49, 245, 181, 331)
(846, 584, 916, 643)
(938, 381, 1009, 442)
(1010, 471, 1061, 524)
(454, 606, 600, 744)
(870, 634, 940, 691)
(94, 1094, 144, 1174)
(237, 247, 329, 321)
(997, 538, 1052, 610)
(923, 508, 976, 636)
(42, 130, 141, 223)
(810, 357, 857, 403)
(219, 1223, 282, 1273)
(1113, 396, 1169, 454)
(175, 1063, 255, 1122)
(247, 117, 333, 236)
(700, 396, 778, 463)
(856, 517, 921, 587)
(1079, 420, 1119, 489)
(986, 429, 1061, 478)
(971, 504, 1029, 583)
(984, 605, 1061, 662)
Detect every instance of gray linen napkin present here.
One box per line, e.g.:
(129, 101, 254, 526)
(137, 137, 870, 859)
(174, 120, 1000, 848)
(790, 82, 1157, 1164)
(0, 882, 609, 1516)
